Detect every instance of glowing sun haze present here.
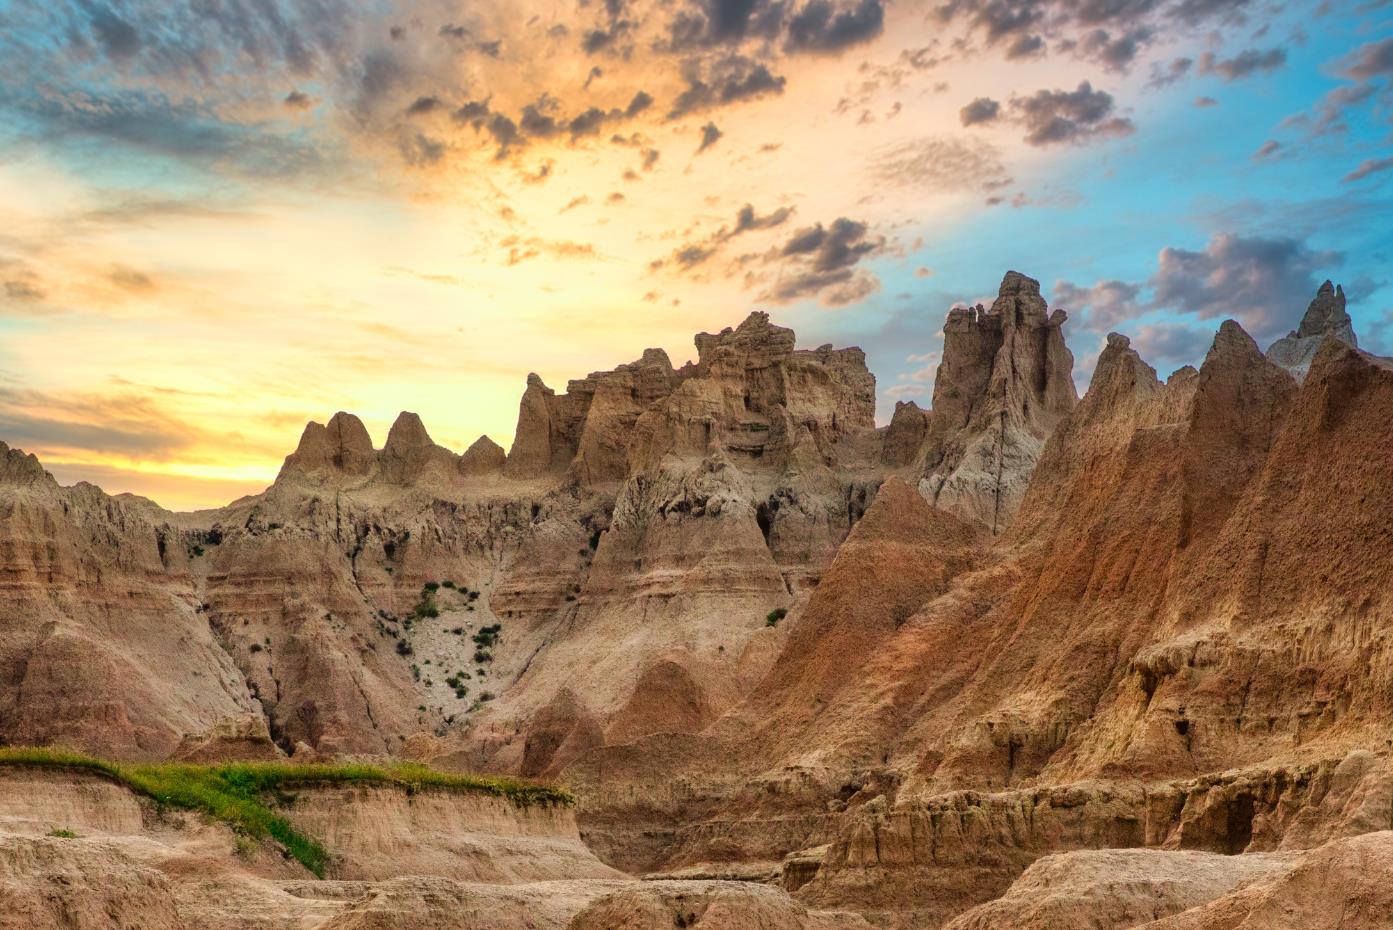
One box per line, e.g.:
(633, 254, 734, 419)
(0, 0, 1389, 510)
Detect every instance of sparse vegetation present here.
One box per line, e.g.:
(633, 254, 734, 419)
(395, 639, 413, 657)
(765, 607, 788, 627)
(47, 828, 77, 838)
(0, 747, 574, 877)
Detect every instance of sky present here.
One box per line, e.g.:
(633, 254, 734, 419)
(0, 0, 1389, 511)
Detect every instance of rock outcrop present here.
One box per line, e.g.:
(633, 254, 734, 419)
(1265, 280, 1357, 381)
(7, 272, 1393, 930)
(881, 271, 1077, 533)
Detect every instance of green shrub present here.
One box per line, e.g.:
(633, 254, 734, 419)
(765, 607, 788, 627)
(47, 828, 77, 838)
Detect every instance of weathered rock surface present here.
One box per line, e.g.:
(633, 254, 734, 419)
(4, 274, 1391, 929)
(942, 848, 1290, 930)
(893, 271, 1077, 532)
(1265, 280, 1358, 381)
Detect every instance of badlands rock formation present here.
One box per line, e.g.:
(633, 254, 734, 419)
(2, 274, 1392, 928)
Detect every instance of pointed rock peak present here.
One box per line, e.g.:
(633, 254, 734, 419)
(1266, 280, 1358, 381)
(524, 372, 555, 395)
(1211, 319, 1263, 360)
(466, 434, 504, 455)
(998, 270, 1041, 298)
(1296, 279, 1354, 342)
(384, 411, 433, 452)
(1089, 331, 1161, 402)
(326, 411, 373, 450)
(0, 440, 52, 486)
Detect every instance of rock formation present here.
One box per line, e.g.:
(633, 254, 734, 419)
(877, 271, 1077, 533)
(1266, 280, 1358, 381)
(5, 274, 1393, 929)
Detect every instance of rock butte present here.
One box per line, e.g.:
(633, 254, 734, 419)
(1, 271, 1391, 928)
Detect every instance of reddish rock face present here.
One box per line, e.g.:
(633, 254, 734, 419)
(4, 275, 1392, 930)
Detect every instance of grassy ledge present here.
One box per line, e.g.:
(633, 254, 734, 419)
(0, 746, 573, 878)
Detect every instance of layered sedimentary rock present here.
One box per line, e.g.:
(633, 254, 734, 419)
(5, 273, 1392, 929)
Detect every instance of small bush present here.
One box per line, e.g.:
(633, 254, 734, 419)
(441, 580, 456, 589)
(47, 828, 77, 838)
(423, 581, 440, 592)
(396, 640, 413, 657)
(765, 607, 788, 627)
(473, 650, 492, 664)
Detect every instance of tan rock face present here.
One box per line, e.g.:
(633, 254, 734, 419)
(459, 435, 507, 476)
(894, 271, 1077, 532)
(8, 275, 1393, 930)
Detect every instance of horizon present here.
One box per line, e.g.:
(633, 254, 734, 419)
(1, 0, 1390, 510)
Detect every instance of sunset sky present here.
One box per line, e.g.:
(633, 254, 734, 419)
(1, 0, 1390, 510)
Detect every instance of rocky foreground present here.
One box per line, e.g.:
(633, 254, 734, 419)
(2, 273, 1391, 927)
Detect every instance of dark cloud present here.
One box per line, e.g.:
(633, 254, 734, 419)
(733, 203, 794, 232)
(1308, 82, 1378, 135)
(655, 202, 795, 272)
(283, 90, 316, 111)
(455, 90, 655, 156)
(485, 114, 522, 157)
(399, 132, 445, 166)
(666, 0, 792, 51)
(669, 59, 787, 118)
(785, 0, 886, 54)
(1151, 233, 1341, 340)
(697, 121, 723, 152)
(1340, 37, 1393, 80)
(1148, 56, 1193, 88)
(405, 96, 443, 116)
(1053, 232, 1342, 356)
(1197, 46, 1286, 81)
(1344, 156, 1393, 182)
(1011, 81, 1135, 146)
(960, 97, 1002, 126)
(453, 99, 492, 127)
(937, 0, 1257, 70)
(85, 3, 142, 61)
(759, 216, 886, 305)
(1005, 33, 1045, 59)
(1073, 27, 1149, 69)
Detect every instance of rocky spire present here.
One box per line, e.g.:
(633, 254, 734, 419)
(379, 412, 457, 483)
(1266, 280, 1358, 382)
(912, 271, 1078, 533)
(282, 412, 376, 477)
(503, 374, 558, 478)
(459, 435, 506, 476)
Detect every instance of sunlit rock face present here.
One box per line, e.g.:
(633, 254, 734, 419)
(8, 278, 1393, 930)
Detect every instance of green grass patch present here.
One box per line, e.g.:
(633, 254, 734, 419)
(0, 747, 573, 877)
